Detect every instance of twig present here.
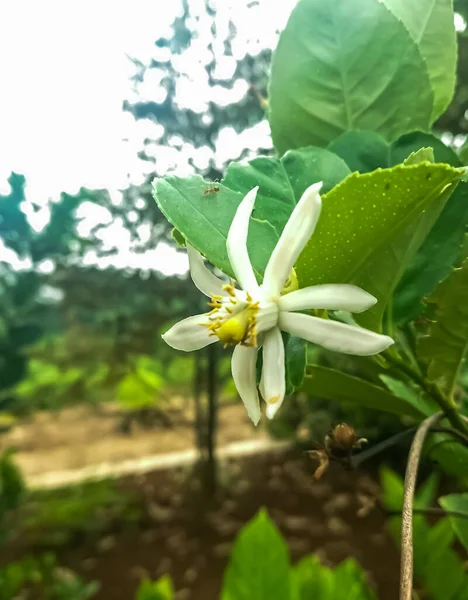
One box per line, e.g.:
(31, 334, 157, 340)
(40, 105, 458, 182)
(389, 506, 468, 521)
(430, 426, 468, 447)
(384, 353, 468, 436)
(400, 413, 442, 600)
(351, 427, 417, 468)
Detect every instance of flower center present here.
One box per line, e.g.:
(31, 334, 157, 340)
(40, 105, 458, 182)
(204, 283, 260, 347)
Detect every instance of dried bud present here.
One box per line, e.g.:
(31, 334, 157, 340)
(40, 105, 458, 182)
(328, 423, 367, 451)
(307, 449, 330, 481)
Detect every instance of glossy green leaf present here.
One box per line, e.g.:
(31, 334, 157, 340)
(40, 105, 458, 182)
(304, 366, 425, 419)
(379, 374, 435, 417)
(439, 493, 468, 551)
(293, 556, 376, 600)
(296, 163, 462, 292)
(221, 509, 291, 600)
(418, 260, 468, 395)
(353, 179, 453, 331)
(286, 337, 307, 390)
(153, 147, 350, 279)
(328, 131, 391, 174)
(403, 147, 435, 165)
(380, 0, 457, 120)
(392, 133, 468, 324)
(269, 0, 434, 154)
(136, 576, 174, 600)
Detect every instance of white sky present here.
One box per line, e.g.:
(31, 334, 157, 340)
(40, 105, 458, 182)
(0, 0, 298, 275)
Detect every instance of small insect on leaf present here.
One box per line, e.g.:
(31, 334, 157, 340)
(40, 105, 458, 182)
(204, 186, 220, 195)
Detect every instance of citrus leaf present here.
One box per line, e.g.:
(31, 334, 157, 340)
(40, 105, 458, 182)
(269, 0, 434, 154)
(439, 493, 468, 551)
(153, 147, 350, 280)
(380, 0, 457, 120)
(296, 163, 463, 290)
(418, 260, 468, 396)
(221, 509, 291, 600)
(391, 133, 468, 323)
(303, 366, 425, 419)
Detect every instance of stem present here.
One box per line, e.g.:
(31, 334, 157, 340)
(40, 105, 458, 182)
(430, 426, 468, 447)
(385, 353, 468, 436)
(205, 343, 218, 495)
(351, 427, 417, 468)
(400, 413, 442, 600)
(390, 507, 468, 521)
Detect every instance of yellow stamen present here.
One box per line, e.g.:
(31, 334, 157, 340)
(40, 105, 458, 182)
(266, 395, 280, 405)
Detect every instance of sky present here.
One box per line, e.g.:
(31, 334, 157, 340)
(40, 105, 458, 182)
(0, 0, 297, 275)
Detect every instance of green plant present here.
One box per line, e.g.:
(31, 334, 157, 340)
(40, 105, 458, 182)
(23, 480, 140, 545)
(0, 553, 98, 600)
(139, 510, 376, 600)
(381, 467, 468, 600)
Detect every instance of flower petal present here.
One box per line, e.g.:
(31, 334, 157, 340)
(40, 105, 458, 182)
(162, 314, 216, 352)
(279, 312, 394, 356)
(260, 327, 286, 419)
(187, 244, 227, 297)
(226, 187, 259, 292)
(279, 284, 377, 313)
(263, 181, 323, 296)
(231, 344, 261, 425)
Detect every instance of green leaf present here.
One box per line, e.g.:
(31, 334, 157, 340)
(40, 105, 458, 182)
(391, 133, 468, 323)
(296, 163, 462, 298)
(135, 576, 174, 600)
(379, 374, 435, 417)
(269, 0, 433, 154)
(381, 468, 466, 600)
(328, 131, 391, 174)
(352, 178, 454, 331)
(439, 493, 468, 551)
(153, 147, 350, 279)
(303, 366, 425, 419)
(293, 555, 376, 600)
(286, 337, 307, 390)
(221, 509, 291, 600)
(418, 260, 468, 395)
(380, 0, 457, 120)
(171, 228, 186, 247)
(403, 147, 435, 165)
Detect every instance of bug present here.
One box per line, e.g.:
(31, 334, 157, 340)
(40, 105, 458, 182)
(204, 186, 220, 195)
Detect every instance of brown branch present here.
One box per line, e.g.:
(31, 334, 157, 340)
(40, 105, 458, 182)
(400, 413, 443, 600)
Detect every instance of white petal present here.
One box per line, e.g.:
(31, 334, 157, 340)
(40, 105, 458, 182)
(279, 284, 377, 313)
(263, 182, 322, 296)
(260, 327, 286, 419)
(226, 187, 259, 292)
(279, 312, 394, 356)
(232, 345, 261, 425)
(162, 314, 216, 352)
(187, 244, 227, 297)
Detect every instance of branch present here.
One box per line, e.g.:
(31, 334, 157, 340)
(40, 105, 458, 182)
(400, 413, 443, 600)
(389, 506, 468, 521)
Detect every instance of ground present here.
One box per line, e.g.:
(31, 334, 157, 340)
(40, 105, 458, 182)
(0, 404, 401, 599)
(1, 402, 264, 479)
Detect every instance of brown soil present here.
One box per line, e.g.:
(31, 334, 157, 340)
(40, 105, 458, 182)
(2, 451, 400, 600)
(1, 402, 265, 478)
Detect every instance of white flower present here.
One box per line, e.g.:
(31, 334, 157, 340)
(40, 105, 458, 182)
(163, 183, 394, 424)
